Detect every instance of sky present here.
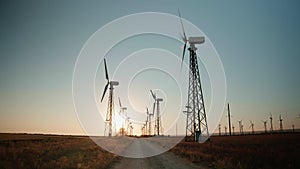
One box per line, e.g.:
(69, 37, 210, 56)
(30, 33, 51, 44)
(0, 0, 300, 135)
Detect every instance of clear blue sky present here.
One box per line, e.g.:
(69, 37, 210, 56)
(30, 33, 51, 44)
(0, 0, 300, 135)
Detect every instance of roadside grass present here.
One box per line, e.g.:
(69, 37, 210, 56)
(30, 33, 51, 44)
(0, 134, 118, 169)
(170, 133, 300, 169)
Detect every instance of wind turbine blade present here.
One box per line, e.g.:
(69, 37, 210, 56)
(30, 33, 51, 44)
(100, 82, 109, 102)
(118, 97, 122, 107)
(178, 9, 187, 41)
(180, 42, 187, 73)
(104, 58, 109, 81)
(150, 90, 156, 100)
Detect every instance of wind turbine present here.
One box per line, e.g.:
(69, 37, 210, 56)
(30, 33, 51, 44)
(232, 124, 235, 135)
(127, 121, 132, 136)
(270, 113, 273, 133)
(241, 124, 244, 134)
(224, 126, 227, 136)
(141, 124, 145, 136)
(249, 121, 255, 134)
(100, 58, 119, 137)
(262, 120, 268, 133)
(279, 114, 283, 131)
(218, 124, 221, 136)
(118, 97, 127, 115)
(129, 125, 133, 136)
(178, 10, 208, 142)
(238, 120, 243, 135)
(146, 107, 154, 136)
(118, 97, 127, 136)
(145, 115, 148, 136)
(125, 117, 130, 135)
(183, 106, 191, 138)
(227, 103, 232, 136)
(150, 90, 163, 136)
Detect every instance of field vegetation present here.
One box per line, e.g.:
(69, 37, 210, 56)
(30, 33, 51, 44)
(171, 133, 300, 169)
(1, 133, 299, 169)
(0, 133, 118, 169)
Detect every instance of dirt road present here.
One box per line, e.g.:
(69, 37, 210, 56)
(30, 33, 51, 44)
(109, 139, 208, 169)
(110, 152, 208, 169)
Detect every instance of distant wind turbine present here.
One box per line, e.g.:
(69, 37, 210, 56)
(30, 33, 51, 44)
(262, 120, 268, 133)
(249, 121, 254, 134)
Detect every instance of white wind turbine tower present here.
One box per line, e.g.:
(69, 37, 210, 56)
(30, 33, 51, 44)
(141, 124, 146, 136)
(129, 125, 133, 136)
(125, 117, 130, 135)
(183, 106, 191, 137)
(150, 90, 163, 136)
(127, 121, 132, 136)
(146, 107, 154, 136)
(100, 58, 119, 137)
(145, 114, 149, 136)
(118, 97, 127, 136)
(118, 97, 127, 115)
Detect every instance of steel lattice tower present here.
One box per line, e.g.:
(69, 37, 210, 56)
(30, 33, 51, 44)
(185, 45, 209, 142)
(178, 10, 208, 142)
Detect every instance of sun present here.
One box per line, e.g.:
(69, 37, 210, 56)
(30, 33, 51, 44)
(115, 111, 126, 132)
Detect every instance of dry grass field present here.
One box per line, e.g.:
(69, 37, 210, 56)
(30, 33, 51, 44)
(0, 133, 299, 169)
(0, 133, 118, 169)
(171, 133, 300, 169)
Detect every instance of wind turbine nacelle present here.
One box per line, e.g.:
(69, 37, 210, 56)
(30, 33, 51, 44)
(157, 98, 163, 102)
(110, 81, 119, 86)
(189, 36, 205, 44)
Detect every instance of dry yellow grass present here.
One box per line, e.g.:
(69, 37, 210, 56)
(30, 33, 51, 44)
(0, 133, 118, 169)
(170, 133, 300, 169)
